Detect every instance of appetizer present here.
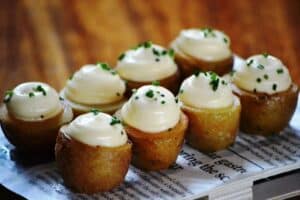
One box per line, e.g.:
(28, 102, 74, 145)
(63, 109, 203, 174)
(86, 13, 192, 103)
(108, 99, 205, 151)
(178, 72, 241, 152)
(232, 54, 299, 135)
(55, 111, 131, 194)
(60, 63, 126, 116)
(0, 82, 73, 154)
(115, 41, 180, 94)
(171, 28, 233, 77)
(117, 84, 188, 171)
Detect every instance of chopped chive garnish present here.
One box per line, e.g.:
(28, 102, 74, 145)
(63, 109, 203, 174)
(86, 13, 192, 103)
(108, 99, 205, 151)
(143, 41, 152, 48)
(160, 94, 165, 97)
(135, 96, 139, 100)
(110, 116, 121, 125)
(29, 92, 35, 98)
(223, 37, 228, 43)
(168, 48, 175, 58)
(247, 59, 253, 66)
(175, 98, 179, 103)
(209, 72, 220, 91)
(272, 84, 277, 91)
(145, 89, 154, 98)
(3, 90, 13, 103)
(155, 58, 160, 62)
(262, 53, 269, 58)
(152, 80, 160, 86)
(152, 48, 160, 56)
(97, 62, 110, 71)
(253, 88, 257, 93)
(118, 53, 126, 61)
(161, 50, 167, 55)
(256, 78, 262, 83)
(59, 96, 64, 101)
(202, 27, 216, 37)
(69, 74, 73, 80)
(193, 70, 201, 77)
(33, 85, 46, 96)
(257, 64, 265, 70)
(221, 80, 227, 85)
(90, 109, 100, 115)
(264, 74, 269, 80)
(116, 92, 121, 96)
(276, 68, 284, 74)
(161, 100, 166, 104)
(179, 89, 184, 94)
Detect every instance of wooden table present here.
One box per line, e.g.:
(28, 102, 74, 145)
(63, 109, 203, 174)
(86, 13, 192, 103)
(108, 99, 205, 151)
(0, 0, 300, 199)
(1, 0, 300, 97)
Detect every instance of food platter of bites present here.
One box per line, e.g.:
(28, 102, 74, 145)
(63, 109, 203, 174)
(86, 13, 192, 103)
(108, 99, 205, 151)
(0, 27, 299, 196)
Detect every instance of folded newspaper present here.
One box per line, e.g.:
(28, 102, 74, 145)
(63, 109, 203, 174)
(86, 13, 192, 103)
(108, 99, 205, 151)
(0, 59, 299, 200)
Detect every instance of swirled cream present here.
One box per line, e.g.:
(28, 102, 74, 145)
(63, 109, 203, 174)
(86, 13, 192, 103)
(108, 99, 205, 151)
(116, 42, 178, 82)
(233, 54, 292, 94)
(5, 82, 63, 121)
(172, 28, 232, 62)
(121, 85, 180, 133)
(178, 72, 234, 109)
(63, 112, 128, 147)
(64, 64, 126, 105)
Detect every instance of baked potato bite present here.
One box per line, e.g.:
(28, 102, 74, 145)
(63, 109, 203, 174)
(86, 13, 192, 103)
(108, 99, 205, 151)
(178, 72, 241, 152)
(118, 85, 188, 171)
(0, 82, 73, 155)
(171, 28, 233, 78)
(60, 63, 127, 116)
(55, 112, 131, 194)
(116, 41, 180, 94)
(232, 54, 299, 135)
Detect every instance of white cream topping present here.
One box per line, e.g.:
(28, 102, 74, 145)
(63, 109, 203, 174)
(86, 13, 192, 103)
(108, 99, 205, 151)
(233, 54, 292, 94)
(6, 82, 62, 121)
(64, 112, 128, 147)
(116, 43, 178, 82)
(121, 85, 180, 133)
(174, 28, 232, 62)
(64, 64, 126, 105)
(179, 72, 234, 109)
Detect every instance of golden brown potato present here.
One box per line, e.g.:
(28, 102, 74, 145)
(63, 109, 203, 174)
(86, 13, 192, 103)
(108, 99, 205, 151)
(60, 89, 127, 117)
(0, 101, 72, 155)
(55, 129, 132, 194)
(171, 43, 233, 78)
(232, 83, 299, 136)
(181, 96, 241, 152)
(124, 69, 181, 97)
(123, 112, 188, 171)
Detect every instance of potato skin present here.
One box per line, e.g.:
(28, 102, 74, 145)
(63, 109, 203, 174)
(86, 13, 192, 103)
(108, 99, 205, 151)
(55, 130, 132, 194)
(172, 43, 233, 78)
(233, 83, 299, 136)
(0, 102, 72, 155)
(124, 69, 181, 97)
(182, 96, 241, 152)
(124, 112, 188, 171)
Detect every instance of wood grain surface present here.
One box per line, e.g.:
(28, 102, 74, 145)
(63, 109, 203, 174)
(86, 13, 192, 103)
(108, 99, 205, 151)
(1, 0, 300, 96)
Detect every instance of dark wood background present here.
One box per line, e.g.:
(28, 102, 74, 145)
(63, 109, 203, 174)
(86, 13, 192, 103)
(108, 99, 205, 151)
(1, 0, 300, 98)
(0, 0, 300, 198)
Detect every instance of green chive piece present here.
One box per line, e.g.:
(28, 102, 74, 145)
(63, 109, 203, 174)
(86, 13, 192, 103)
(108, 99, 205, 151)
(110, 116, 121, 125)
(262, 52, 269, 58)
(264, 74, 269, 80)
(29, 92, 35, 98)
(193, 70, 201, 77)
(143, 41, 152, 48)
(257, 64, 265, 70)
(69, 74, 73, 80)
(276, 68, 284, 74)
(168, 48, 175, 58)
(33, 85, 46, 96)
(118, 53, 126, 61)
(90, 109, 100, 115)
(145, 89, 154, 98)
(223, 37, 228, 43)
(161, 50, 167, 55)
(161, 100, 166, 104)
(179, 89, 184, 94)
(247, 59, 253, 66)
(272, 84, 277, 91)
(152, 48, 160, 56)
(209, 72, 220, 91)
(135, 96, 139, 100)
(152, 80, 160, 86)
(3, 90, 13, 103)
(256, 78, 262, 83)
